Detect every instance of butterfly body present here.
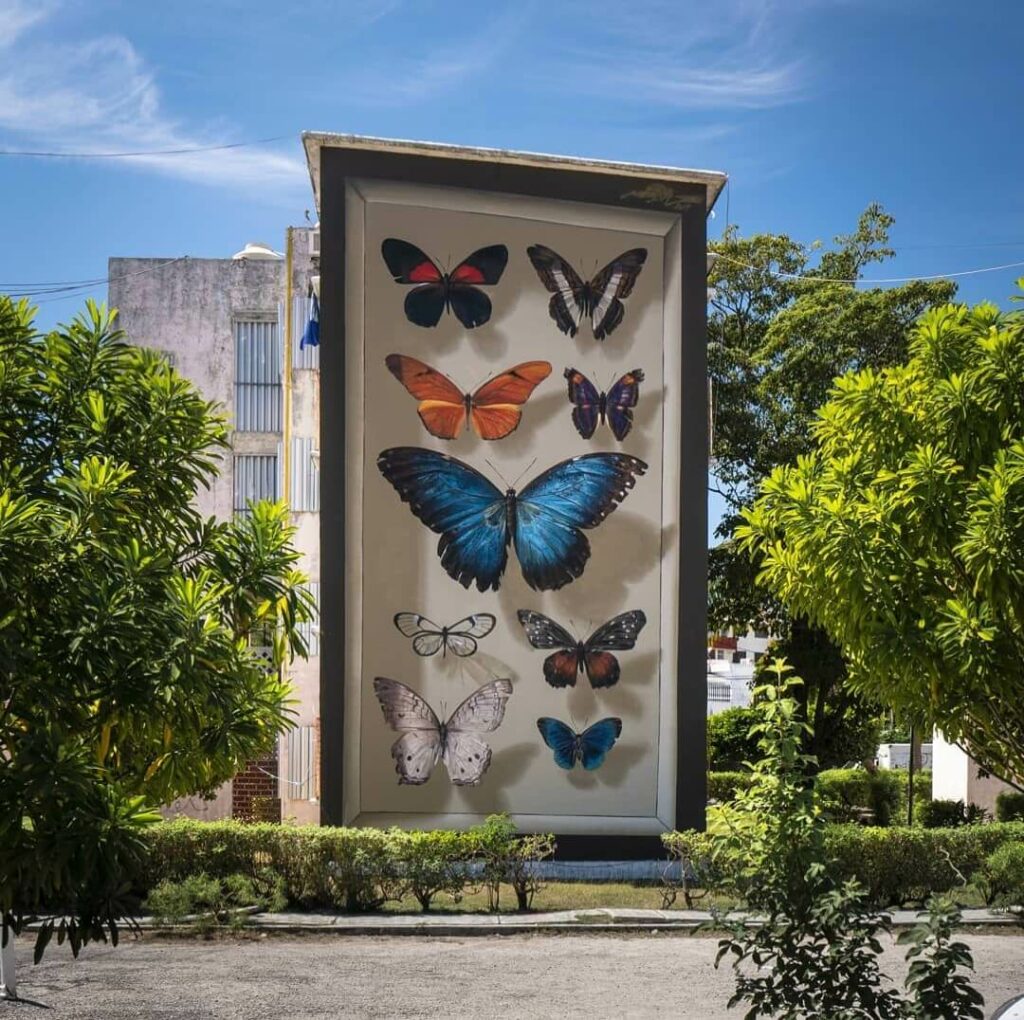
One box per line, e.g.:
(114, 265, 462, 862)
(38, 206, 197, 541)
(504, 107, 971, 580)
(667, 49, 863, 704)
(527, 245, 647, 340)
(381, 239, 508, 329)
(377, 448, 647, 592)
(564, 367, 645, 441)
(517, 609, 647, 688)
(537, 717, 623, 770)
(386, 355, 551, 441)
(373, 677, 512, 785)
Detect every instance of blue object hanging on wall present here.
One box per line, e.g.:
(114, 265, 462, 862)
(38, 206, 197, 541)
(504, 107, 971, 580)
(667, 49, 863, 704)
(301, 292, 320, 349)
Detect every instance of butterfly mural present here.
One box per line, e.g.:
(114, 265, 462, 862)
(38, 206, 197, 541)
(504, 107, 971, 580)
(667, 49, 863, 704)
(393, 611, 496, 658)
(564, 367, 645, 442)
(527, 245, 647, 340)
(385, 355, 551, 441)
(381, 239, 508, 329)
(377, 448, 647, 592)
(517, 609, 647, 688)
(372, 676, 513, 785)
(537, 717, 623, 771)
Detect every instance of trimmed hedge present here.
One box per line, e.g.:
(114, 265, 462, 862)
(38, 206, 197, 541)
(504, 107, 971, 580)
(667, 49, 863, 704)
(996, 791, 1024, 823)
(663, 822, 1024, 908)
(142, 816, 553, 912)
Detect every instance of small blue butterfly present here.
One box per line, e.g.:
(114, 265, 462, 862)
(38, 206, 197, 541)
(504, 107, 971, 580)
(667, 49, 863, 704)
(377, 447, 647, 592)
(537, 717, 623, 770)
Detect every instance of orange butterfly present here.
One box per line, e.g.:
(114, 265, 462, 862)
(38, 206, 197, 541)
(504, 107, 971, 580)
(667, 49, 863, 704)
(385, 354, 552, 441)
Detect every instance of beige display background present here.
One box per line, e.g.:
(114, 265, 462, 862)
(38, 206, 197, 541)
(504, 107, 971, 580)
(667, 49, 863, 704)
(342, 178, 683, 835)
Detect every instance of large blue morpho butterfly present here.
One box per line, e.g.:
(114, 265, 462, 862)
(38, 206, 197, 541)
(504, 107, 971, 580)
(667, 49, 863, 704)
(377, 447, 648, 592)
(564, 367, 645, 442)
(537, 717, 623, 770)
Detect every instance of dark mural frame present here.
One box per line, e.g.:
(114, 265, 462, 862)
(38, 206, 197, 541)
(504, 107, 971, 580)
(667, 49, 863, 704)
(316, 140, 712, 858)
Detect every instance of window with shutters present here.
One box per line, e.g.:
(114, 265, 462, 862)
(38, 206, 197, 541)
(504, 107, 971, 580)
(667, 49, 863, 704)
(234, 319, 281, 432)
(233, 454, 279, 517)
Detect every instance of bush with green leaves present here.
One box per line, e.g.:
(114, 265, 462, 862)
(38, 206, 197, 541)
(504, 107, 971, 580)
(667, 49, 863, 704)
(699, 660, 983, 1018)
(143, 871, 286, 932)
(917, 798, 987, 829)
(470, 813, 555, 910)
(0, 298, 312, 963)
(996, 791, 1024, 823)
(707, 770, 755, 802)
(971, 842, 1024, 908)
(707, 706, 761, 770)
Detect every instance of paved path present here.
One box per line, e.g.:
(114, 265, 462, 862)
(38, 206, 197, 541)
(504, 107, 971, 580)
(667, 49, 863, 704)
(4, 931, 1023, 1018)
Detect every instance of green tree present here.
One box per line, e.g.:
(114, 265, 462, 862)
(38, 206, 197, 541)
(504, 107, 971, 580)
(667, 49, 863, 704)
(708, 206, 954, 766)
(739, 288, 1024, 789)
(0, 298, 312, 962)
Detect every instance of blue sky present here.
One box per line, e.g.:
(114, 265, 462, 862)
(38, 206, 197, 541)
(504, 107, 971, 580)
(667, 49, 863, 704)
(2, 0, 1022, 536)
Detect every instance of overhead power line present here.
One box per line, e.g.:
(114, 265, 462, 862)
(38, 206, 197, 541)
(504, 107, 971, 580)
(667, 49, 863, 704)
(0, 135, 292, 159)
(709, 251, 1024, 286)
(9, 257, 190, 305)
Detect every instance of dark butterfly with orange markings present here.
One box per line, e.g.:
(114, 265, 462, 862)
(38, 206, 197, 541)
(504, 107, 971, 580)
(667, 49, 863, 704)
(516, 609, 647, 688)
(527, 245, 647, 340)
(564, 366, 644, 441)
(381, 238, 508, 329)
(385, 354, 551, 441)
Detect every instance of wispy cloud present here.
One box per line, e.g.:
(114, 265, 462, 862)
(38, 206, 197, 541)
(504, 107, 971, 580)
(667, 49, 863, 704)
(548, 0, 806, 111)
(0, 0, 305, 196)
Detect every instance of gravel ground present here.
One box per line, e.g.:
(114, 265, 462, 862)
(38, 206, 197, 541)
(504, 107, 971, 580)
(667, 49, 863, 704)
(3, 931, 1023, 1019)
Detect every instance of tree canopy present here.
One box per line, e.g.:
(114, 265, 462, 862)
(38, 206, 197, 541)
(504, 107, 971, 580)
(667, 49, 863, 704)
(0, 298, 311, 956)
(738, 288, 1024, 789)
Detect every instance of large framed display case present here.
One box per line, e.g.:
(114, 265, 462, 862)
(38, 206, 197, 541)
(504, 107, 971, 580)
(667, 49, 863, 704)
(303, 134, 726, 856)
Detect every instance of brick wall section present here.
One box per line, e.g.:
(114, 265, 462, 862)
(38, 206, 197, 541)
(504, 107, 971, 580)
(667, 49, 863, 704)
(231, 756, 281, 821)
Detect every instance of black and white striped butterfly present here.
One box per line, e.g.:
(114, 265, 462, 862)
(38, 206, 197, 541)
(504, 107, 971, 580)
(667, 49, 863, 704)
(527, 245, 648, 340)
(393, 612, 496, 657)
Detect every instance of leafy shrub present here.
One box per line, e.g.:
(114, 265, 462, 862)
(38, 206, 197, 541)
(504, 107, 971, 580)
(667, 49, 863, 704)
(817, 768, 903, 825)
(996, 791, 1024, 823)
(143, 871, 285, 932)
(917, 799, 988, 829)
(142, 816, 553, 913)
(707, 770, 754, 802)
(470, 814, 555, 910)
(707, 706, 760, 770)
(971, 842, 1024, 907)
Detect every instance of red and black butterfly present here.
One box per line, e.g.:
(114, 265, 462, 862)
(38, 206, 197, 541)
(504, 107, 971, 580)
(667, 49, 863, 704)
(527, 245, 647, 340)
(564, 367, 644, 442)
(381, 239, 508, 329)
(516, 609, 647, 688)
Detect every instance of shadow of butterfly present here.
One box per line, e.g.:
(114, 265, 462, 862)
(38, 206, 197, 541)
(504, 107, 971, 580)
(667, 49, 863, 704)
(372, 677, 512, 786)
(381, 239, 508, 329)
(517, 609, 647, 688)
(393, 611, 496, 657)
(537, 717, 622, 770)
(527, 245, 647, 340)
(564, 366, 644, 441)
(386, 354, 551, 440)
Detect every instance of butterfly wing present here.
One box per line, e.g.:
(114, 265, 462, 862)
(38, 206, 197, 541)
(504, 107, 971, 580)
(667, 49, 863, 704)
(527, 245, 586, 337)
(469, 361, 552, 441)
(536, 717, 580, 770)
(444, 613, 496, 657)
(384, 354, 468, 440)
(442, 678, 513, 785)
(563, 367, 603, 440)
(578, 718, 623, 770)
(581, 610, 648, 688)
(603, 369, 645, 442)
(587, 249, 648, 340)
(512, 453, 648, 591)
(393, 612, 447, 656)
(515, 610, 579, 687)
(372, 677, 443, 784)
(446, 245, 509, 330)
(380, 239, 447, 328)
(377, 447, 509, 591)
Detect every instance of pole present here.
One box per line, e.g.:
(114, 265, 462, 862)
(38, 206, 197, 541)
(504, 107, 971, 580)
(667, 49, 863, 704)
(1, 922, 16, 1000)
(907, 722, 916, 827)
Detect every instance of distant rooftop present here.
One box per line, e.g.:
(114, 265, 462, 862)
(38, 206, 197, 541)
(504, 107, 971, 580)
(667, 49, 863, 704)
(301, 132, 728, 216)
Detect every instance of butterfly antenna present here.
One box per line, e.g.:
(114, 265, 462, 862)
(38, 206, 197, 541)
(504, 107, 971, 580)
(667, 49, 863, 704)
(485, 458, 511, 488)
(509, 457, 538, 490)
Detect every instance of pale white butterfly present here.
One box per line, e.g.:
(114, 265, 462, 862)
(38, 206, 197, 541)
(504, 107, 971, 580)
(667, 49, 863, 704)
(372, 677, 513, 786)
(392, 611, 496, 657)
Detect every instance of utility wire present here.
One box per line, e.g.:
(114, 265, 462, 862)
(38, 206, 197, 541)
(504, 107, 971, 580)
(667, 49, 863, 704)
(709, 251, 1024, 286)
(0, 135, 293, 159)
(9, 257, 190, 304)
